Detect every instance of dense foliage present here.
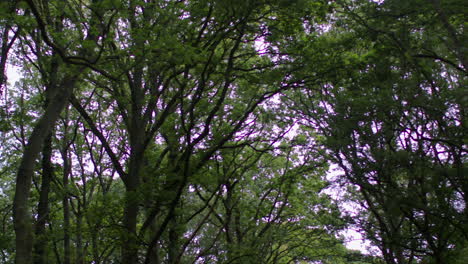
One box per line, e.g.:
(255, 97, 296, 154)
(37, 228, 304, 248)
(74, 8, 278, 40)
(0, 0, 466, 263)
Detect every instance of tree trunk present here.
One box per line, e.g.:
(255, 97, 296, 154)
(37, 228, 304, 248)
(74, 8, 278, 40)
(122, 65, 145, 263)
(13, 71, 80, 264)
(168, 214, 182, 264)
(122, 152, 143, 264)
(33, 133, 53, 264)
(33, 49, 60, 264)
(76, 208, 84, 264)
(62, 142, 71, 264)
(122, 193, 139, 263)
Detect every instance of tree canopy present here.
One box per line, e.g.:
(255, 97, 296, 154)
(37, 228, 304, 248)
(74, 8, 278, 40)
(0, 0, 466, 263)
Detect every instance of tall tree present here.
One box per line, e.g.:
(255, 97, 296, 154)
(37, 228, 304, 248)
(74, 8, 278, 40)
(287, 0, 467, 263)
(12, 0, 110, 262)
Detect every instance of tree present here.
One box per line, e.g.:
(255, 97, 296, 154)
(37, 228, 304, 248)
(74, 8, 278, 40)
(287, 0, 467, 263)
